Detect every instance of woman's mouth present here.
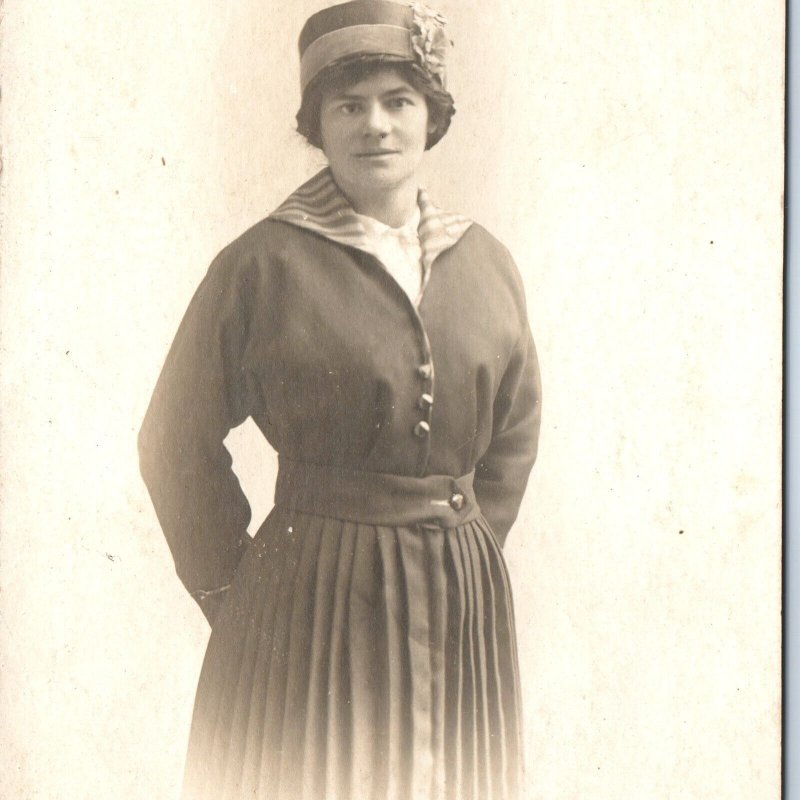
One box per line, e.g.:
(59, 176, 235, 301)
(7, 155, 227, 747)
(354, 150, 399, 159)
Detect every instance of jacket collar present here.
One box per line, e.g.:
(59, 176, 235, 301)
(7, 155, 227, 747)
(269, 168, 472, 271)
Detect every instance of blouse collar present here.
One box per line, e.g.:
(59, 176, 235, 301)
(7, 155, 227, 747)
(268, 167, 472, 271)
(354, 204, 421, 244)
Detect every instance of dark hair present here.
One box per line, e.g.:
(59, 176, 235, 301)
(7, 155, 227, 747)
(296, 55, 455, 150)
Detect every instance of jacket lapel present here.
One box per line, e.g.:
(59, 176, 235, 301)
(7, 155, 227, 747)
(269, 169, 366, 251)
(416, 186, 473, 270)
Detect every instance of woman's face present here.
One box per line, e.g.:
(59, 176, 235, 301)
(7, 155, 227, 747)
(319, 67, 433, 203)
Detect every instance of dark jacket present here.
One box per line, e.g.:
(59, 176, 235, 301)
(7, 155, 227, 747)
(139, 169, 542, 598)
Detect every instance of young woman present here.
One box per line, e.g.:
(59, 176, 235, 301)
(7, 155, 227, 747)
(139, 2, 542, 798)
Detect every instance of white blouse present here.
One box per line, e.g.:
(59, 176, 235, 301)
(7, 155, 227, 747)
(354, 205, 423, 304)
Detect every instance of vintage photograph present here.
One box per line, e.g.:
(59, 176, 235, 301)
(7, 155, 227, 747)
(0, 1, 784, 799)
(139, 2, 540, 798)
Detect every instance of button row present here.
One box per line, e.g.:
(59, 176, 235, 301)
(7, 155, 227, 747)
(414, 364, 433, 440)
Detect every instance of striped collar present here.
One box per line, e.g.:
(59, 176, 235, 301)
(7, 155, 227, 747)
(269, 168, 472, 272)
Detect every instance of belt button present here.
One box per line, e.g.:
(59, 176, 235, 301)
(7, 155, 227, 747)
(449, 492, 465, 511)
(413, 420, 431, 438)
(416, 363, 432, 379)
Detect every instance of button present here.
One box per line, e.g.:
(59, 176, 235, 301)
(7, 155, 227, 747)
(416, 363, 432, 379)
(418, 393, 434, 410)
(413, 420, 430, 438)
(449, 492, 465, 511)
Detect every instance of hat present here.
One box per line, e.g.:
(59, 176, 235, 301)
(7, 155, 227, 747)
(298, 1, 450, 93)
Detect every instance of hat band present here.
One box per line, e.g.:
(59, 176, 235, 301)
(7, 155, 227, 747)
(300, 23, 413, 92)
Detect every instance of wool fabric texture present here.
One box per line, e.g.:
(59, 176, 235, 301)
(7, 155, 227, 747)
(138, 168, 542, 800)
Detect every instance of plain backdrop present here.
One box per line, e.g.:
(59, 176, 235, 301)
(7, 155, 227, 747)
(0, 1, 784, 798)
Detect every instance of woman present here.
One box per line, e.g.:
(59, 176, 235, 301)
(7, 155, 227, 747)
(138, 2, 542, 799)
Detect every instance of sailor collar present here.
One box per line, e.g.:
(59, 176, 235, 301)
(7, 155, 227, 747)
(269, 168, 473, 272)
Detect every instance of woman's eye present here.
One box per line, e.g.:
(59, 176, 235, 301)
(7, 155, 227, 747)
(340, 103, 361, 114)
(387, 97, 412, 108)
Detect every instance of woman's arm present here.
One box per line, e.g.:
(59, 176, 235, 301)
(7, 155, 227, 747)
(473, 320, 542, 547)
(138, 247, 260, 614)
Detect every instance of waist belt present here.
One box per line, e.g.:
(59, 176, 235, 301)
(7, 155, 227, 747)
(275, 457, 480, 529)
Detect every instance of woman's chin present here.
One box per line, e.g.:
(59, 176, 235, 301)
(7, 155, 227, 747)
(352, 158, 403, 180)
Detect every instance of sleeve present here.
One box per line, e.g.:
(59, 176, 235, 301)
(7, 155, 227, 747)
(473, 318, 542, 547)
(138, 247, 261, 603)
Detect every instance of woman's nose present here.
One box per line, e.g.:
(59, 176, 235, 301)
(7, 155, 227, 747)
(363, 102, 391, 137)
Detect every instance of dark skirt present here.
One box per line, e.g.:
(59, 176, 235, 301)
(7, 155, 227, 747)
(182, 495, 523, 800)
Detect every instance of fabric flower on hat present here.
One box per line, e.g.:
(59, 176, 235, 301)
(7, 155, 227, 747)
(409, 2, 450, 87)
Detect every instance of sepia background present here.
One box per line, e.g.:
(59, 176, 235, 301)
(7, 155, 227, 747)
(0, 1, 784, 798)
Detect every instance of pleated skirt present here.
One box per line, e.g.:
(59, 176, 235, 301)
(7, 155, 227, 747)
(182, 506, 523, 800)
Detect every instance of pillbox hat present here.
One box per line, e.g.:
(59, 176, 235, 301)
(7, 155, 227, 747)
(298, 1, 450, 92)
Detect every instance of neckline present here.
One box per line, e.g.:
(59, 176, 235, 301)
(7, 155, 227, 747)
(268, 167, 472, 271)
(354, 205, 421, 238)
